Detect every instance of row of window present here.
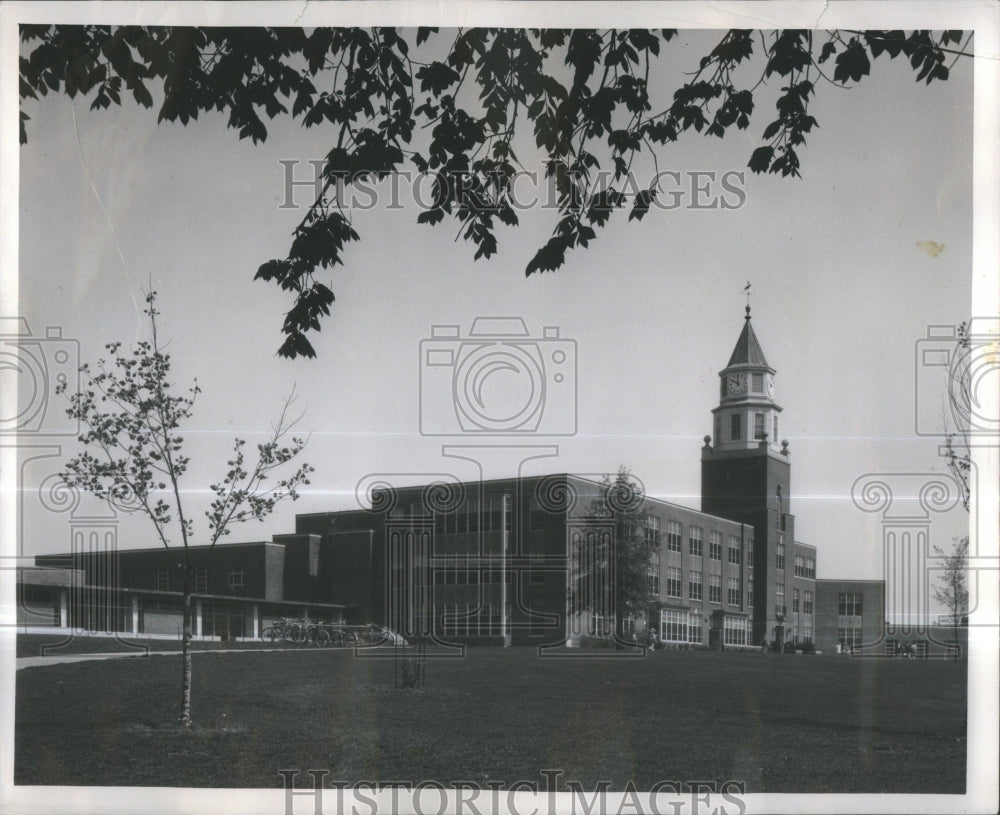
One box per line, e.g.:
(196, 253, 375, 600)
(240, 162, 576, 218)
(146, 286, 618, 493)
(660, 609, 702, 644)
(717, 412, 779, 443)
(775, 585, 815, 616)
(723, 616, 752, 646)
(665, 525, 752, 563)
(154, 568, 245, 593)
(793, 554, 817, 579)
(662, 570, 748, 607)
(790, 588, 815, 615)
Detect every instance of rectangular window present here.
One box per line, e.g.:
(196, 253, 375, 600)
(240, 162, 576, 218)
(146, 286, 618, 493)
(666, 520, 682, 552)
(792, 588, 800, 613)
(727, 576, 740, 606)
(806, 557, 816, 579)
(794, 555, 805, 577)
(803, 590, 814, 615)
(723, 616, 751, 646)
(709, 574, 722, 604)
(754, 413, 765, 440)
(775, 582, 785, 616)
(155, 568, 169, 591)
(802, 624, 813, 643)
(194, 568, 208, 594)
(644, 514, 660, 546)
(689, 570, 702, 601)
(775, 542, 785, 571)
(688, 526, 703, 557)
(838, 625, 862, 648)
(728, 538, 741, 565)
(747, 575, 754, 606)
(773, 415, 779, 441)
(751, 372, 763, 393)
(660, 609, 701, 644)
(666, 567, 682, 598)
(730, 413, 741, 441)
(709, 533, 722, 561)
(227, 569, 245, 592)
(838, 592, 863, 616)
(648, 551, 660, 595)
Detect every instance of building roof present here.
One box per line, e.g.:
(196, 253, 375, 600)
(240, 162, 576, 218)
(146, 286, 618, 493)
(726, 307, 770, 369)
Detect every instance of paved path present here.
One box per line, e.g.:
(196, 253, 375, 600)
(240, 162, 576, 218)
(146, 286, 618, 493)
(15, 645, 366, 669)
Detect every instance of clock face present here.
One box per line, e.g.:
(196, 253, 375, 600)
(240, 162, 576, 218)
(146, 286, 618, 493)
(728, 373, 747, 394)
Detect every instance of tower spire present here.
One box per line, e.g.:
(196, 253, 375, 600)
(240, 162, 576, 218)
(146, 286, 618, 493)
(744, 280, 752, 320)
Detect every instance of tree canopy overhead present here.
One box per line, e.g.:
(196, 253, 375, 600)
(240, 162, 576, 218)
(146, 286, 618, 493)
(20, 26, 969, 358)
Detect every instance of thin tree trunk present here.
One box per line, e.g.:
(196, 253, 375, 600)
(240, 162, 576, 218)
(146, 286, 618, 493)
(179, 587, 193, 726)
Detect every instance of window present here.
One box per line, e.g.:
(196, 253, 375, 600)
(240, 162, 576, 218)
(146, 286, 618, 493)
(838, 592, 863, 616)
(792, 588, 800, 613)
(644, 514, 660, 546)
(689, 570, 703, 601)
(754, 413, 765, 440)
(688, 526, 703, 557)
(730, 413, 741, 441)
(773, 415, 779, 441)
(805, 557, 816, 579)
(723, 616, 750, 646)
(803, 590, 814, 615)
(665, 567, 682, 598)
(194, 568, 208, 594)
(794, 555, 805, 577)
(747, 575, 754, 606)
(727, 576, 740, 606)
(838, 625, 862, 648)
(728, 538, 741, 565)
(707, 533, 721, 561)
(775, 582, 785, 616)
(155, 568, 169, 591)
(665, 520, 682, 552)
(660, 609, 701, 644)
(775, 543, 785, 571)
(709, 574, 721, 604)
(802, 624, 813, 643)
(227, 569, 245, 592)
(751, 372, 763, 392)
(648, 551, 660, 595)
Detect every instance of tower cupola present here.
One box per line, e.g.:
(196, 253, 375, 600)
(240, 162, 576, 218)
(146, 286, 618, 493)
(710, 305, 783, 454)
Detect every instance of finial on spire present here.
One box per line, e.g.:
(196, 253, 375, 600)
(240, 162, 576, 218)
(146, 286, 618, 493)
(744, 280, 752, 320)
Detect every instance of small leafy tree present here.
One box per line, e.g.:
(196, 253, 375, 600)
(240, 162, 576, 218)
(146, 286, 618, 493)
(584, 466, 657, 640)
(932, 536, 969, 660)
(56, 291, 313, 726)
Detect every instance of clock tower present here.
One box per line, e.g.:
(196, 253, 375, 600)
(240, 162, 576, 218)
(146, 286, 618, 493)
(702, 304, 794, 643)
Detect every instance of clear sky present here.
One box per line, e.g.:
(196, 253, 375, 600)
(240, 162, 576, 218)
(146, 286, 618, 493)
(10, 22, 977, 609)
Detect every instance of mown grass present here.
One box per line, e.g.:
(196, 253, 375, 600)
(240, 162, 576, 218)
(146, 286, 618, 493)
(15, 647, 966, 791)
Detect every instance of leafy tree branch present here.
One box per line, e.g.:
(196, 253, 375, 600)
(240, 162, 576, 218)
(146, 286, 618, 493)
(21, 26, 970, 357)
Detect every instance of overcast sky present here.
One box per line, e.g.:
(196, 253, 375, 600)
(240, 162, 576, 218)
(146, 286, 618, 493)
(8, 20, 980, 605)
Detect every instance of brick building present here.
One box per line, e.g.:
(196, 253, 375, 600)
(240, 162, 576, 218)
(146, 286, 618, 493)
(19, 306, 923, 654)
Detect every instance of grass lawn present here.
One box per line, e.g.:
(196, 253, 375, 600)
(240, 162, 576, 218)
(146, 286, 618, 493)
(15, 646, 966, 792)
